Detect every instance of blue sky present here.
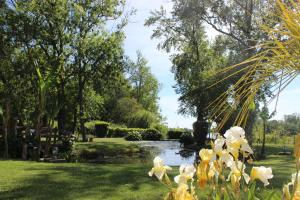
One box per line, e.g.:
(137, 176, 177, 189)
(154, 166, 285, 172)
(122, 0, 300, 128)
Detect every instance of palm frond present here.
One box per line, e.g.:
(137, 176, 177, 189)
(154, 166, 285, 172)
(209, 0, 300, 130)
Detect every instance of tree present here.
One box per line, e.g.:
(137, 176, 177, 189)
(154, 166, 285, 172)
(70, 0, 127, 141)
(113, 97, 143, 125)
(145, 1, 229, 146)
(126, 51, 161, 114)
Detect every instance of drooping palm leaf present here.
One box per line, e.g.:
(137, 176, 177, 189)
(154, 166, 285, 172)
(209, 0, 300, 129)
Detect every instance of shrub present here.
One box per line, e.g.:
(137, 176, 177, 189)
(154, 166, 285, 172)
(95, 121, 110, 137)
(179, 132, 194, 146)
(125, 131, 142, 141)
(142, 128, 162, 141)
(167, 130, 185, 139)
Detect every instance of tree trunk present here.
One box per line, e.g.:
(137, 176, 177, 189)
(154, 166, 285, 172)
(44, 120, 52, 158)
(72, 106, 77, 133)
(261, 119, 266, 156)
(36, 109, 42, 161)
(78, 73, 86, 142)
(22, 130, 27, 160)
(3, 101, 10, 159)
(193, 113, 209, 148)
(57, 78, 66, 136)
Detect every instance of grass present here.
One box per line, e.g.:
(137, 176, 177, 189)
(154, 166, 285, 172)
(74, 138, 143, 158)
(0, 141, 297, 199)
(0, 161, 168, 200)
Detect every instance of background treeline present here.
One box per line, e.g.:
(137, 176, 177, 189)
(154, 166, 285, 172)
(0, 0, 165, 158)
(254, 113, 300, 141)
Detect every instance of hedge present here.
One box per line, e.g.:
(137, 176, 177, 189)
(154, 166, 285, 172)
(108, 127, 162, 141)
(179, 132, 194, 146)
(142, 128, 162, 141)
(167, 130, 185, 139)
(95, 121, 110, 137)
(108, 128, 146, 138)
(125, 131, 142, 141)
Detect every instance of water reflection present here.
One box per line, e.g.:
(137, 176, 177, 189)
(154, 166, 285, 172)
(136, 140, 196, 166)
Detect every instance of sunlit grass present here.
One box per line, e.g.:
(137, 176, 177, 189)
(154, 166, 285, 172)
(0, 143, 296, 199)
(0, 161, 168, 200)
(74, 138, 141, 156)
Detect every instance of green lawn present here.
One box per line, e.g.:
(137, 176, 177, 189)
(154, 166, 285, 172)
(0, 142, 297, 199)
(74, 138, 141, 156)
(0, 161, 168, 200)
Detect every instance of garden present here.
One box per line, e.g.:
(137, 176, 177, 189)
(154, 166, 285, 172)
(1, 0, 300, 200)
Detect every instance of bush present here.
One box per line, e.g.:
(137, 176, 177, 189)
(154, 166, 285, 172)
(125, 131, 142, 141)
(95, 121, 110, 137)
(167, 130, 185, 139)
(179, 132, 194, 146)
(108, 128, 146, 138)
(142, 128, 162, 141)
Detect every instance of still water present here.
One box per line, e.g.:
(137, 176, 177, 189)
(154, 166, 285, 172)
(136, 140, 196, 166)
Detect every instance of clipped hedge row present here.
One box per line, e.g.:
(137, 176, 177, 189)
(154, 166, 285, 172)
(108, 128, 146, 138)
(108, 127, 162, 141)
(85, 120, 163, 140)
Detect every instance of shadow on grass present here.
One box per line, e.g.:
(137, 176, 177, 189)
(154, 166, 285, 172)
(0, 162, 165, 200)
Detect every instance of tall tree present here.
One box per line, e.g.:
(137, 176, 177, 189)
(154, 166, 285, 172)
(70, 0, 126, 141)
(145, 1, 229, 146)
(126, 51, 161, 114)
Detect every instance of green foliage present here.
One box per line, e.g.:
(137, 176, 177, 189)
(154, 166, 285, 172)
(151, 123, 168, 138)
(128, 110, 159, 128)
(108, 128, 146, 138)
(125, 131, 142, 141)
(179, 132, 194, 146)
(112, 97, 143, 124)
(142, 128, 162, 141)
(126, 51, 161, 114)
(84, 87, 104, 120)
(167, 130, 185, 139)
(0, 0, 167, 160)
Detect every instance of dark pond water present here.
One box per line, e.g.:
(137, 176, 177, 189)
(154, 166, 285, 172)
(135, 140, 196, 166)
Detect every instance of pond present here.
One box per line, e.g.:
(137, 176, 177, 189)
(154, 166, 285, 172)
(135, 140, 196, 166)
